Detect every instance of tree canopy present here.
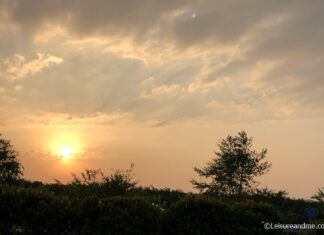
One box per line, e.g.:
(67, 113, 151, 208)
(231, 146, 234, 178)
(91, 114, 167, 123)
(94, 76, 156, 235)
(191, 131, 271, 197)
(0, 134, 23, 184)
(71, 163, 137, 196)
(312, 187, 324, 203)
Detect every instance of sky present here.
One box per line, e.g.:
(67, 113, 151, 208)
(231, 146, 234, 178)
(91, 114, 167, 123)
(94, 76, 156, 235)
(0, 0, 323, 198)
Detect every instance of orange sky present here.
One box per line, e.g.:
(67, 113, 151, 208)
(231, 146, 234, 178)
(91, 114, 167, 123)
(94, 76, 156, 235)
(1, 0, 324, 198)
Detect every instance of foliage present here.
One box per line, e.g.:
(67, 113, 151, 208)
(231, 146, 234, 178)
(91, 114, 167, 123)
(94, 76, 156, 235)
(191, 131, 271, 197)
(312, 187, 324, 203)
(1, 134, 324, 234)
(162, 196, 281, 235)
(70, 163, 137, 197)
(249, 188, 288, 206)
(0, 187, 161, 234)
(71, 169, 104, 185)
(101, 163, 138, 196)
(0, 134, 23, 184)
(132, 186, 186, 207)
(1, 182, 324, 234)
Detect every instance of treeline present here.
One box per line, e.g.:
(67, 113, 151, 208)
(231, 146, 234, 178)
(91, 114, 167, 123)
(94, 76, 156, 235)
(1, 132, 324, 234)
(1, 181, 324, 234)
(16, 178, 186, 208)
(0, 185, 283, 234)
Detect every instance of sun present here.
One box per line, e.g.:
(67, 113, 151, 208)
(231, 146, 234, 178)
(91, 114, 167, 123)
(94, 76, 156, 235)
(49, 132, 82, 160)
(58, 146, 74, 159)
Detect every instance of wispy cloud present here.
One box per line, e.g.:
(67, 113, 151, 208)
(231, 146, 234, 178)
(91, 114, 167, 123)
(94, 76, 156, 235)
(1, 53, 63, 80)
(0, 0, 324, 123)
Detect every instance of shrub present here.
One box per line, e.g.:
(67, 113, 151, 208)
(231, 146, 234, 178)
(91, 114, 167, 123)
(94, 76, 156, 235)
(0, 188, 161, 234)
(162, 197, 280, 235)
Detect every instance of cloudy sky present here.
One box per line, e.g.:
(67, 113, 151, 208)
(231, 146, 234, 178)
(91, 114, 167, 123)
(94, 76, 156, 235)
(0, 0, 323, 198)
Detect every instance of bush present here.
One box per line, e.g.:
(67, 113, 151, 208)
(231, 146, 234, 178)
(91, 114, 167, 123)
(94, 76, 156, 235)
(4, 187, 317, 234)
(0, 188, 161, 234)
(77, 197, 162, 234)
(162, 197, 280, 235)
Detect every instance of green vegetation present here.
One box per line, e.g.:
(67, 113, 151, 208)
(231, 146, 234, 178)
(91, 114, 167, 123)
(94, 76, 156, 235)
(312, 188, 324, 203)
(191, 131, 271, 197)
(0, 132, 323, 234)
(0, 134, 23, 184)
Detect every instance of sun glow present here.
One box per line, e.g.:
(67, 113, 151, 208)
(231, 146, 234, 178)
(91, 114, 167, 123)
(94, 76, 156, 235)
(58, 146, 74, 159)
(49, 132, 83, 160)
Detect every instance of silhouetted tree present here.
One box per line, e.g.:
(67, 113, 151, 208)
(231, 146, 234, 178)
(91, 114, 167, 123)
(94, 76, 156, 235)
(191, 131, 271, 197)
(102, 163, 138, 195)
(71, 163, 137, 196)
(71, 169, 104, 185)
(312, 187, 324, 202)
(0, 134, 23, 184)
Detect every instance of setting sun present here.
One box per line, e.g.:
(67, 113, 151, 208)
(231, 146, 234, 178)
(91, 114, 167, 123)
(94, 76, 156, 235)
(49, 132, 83, 160)
(58, 146, 73, 159)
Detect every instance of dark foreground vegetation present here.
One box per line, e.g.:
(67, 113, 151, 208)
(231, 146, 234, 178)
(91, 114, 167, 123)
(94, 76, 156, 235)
(1, 132, 323, 234)
(1, 182, 324, 234)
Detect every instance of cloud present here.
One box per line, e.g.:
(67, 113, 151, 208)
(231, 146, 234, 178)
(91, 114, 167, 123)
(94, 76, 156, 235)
(188, 76, 230, 94)
(1, 53, 63, 80)
(2, 0, 190, 39)
(14, 84, 24, 91)
(141, 84, 183, 98)
(0, 0, 324, 124)
(0, 86, 5, 95)
(0, 111, 141, 144)
(151, 120, 172, 128)
(140, 77, 185, 99)
(18, 112, 135, 128)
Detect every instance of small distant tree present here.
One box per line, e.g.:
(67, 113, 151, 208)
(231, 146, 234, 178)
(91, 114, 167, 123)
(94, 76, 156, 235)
(312, 187, 324, 203)
(71, 163, 137, 195)
(71, 169, 104, 185)
(191, 131, 271, 197)
(102, 163, 138, 195)
(0, 134, 23, 184)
